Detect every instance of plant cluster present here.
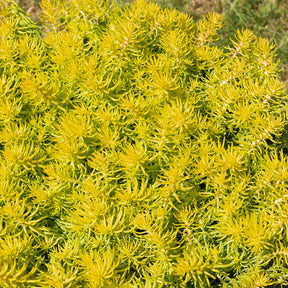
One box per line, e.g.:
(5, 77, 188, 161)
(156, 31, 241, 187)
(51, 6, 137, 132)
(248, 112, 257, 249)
(0, 0, 288, 287)
(133, 0, 288, 86)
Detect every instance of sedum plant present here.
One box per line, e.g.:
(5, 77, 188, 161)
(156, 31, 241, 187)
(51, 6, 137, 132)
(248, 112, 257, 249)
(0, 0, 288, 287)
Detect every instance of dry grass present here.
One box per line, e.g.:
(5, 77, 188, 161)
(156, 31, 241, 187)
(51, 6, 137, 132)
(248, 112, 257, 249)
(15, 0, 40, 23)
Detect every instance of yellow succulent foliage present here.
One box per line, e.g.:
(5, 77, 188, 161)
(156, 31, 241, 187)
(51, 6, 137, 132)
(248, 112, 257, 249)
(0, 0, 287, 287)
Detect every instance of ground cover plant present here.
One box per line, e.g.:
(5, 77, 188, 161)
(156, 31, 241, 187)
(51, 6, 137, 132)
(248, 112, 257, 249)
(15, 0, 288, 88)
(0, 0, 288, 287)
(185, 0, 288, 88)
(148, 0, 288, 87)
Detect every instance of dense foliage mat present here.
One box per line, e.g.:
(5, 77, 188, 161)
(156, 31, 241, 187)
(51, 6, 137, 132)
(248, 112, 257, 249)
(0, 0, 288, 287)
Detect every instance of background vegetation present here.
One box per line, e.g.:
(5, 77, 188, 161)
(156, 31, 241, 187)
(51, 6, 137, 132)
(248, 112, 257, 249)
(15, 0, 288, 88)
